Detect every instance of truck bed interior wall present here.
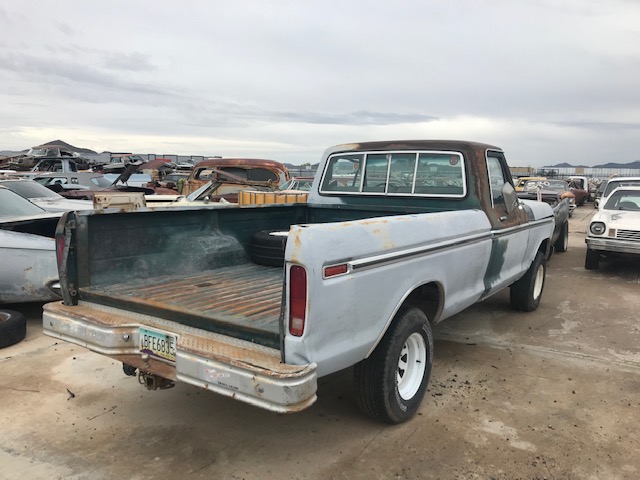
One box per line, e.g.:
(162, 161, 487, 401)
(78, 203, 467, 288)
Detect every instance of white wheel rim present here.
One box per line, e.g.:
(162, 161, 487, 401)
(397, 332, 427, 400)
(533, 264, 545, 300)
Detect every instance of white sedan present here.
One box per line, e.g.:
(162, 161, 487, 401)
(0, 186, 61, 303)
(585, 186, 640, 270)
(0, 177, 93, 212)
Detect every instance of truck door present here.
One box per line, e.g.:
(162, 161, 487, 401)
(483, 151, 530, 296)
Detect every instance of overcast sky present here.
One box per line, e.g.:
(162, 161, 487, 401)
(1, 1, 639, 166)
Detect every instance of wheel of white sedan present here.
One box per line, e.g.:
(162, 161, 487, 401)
(353, 307, 433, 424)
(585, 249, 600, 270)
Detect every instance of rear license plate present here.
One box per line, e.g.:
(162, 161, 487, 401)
(139, 327, 177, 363)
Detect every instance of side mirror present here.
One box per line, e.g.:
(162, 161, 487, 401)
(203, 195, 211, 204)
(502, 183, 519, 215)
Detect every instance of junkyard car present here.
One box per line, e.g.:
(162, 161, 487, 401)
(0, 187, 61, 303)
(33, 172, 113, 193)
(519, 179, 576, 216)
(598, 176, 640, 210)
(0, 145, 89, 171)
(585, 186, 640, 270)
(593, 181, 606, 209)
(0, 177, 93, 212)
(566, 179, 589, 206)
(181, 158, 290, 196)
(514, 176, 547, 192)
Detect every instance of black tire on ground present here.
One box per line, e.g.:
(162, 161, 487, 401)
(353, 307, 433, 424)
(0, 310, 27, 349)
(510, 251, 546, 312)
(585, 249, 600, 270)
(554, 221, 569, 253)
(250, 230, 288, 266)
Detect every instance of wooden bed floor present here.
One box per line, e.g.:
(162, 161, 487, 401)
(81, 263, 284, 336)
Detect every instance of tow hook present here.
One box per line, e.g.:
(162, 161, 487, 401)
(138, 371, 175, 390)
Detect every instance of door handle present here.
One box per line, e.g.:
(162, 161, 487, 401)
(499, 216, 508, 221)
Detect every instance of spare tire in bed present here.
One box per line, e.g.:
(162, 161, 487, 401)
(0, 310, 27, 349)
(250, 230, 289, 266)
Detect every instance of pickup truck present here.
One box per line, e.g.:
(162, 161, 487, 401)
(43, 140, 565, 424)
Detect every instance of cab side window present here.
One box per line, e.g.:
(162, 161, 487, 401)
(486, 154, 508, 207)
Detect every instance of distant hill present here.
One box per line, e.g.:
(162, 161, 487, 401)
(593, 160, 640, 169)
(545, 162, 589, 168)
(35, 140, 97, 155)
(544, 161, 640, 169)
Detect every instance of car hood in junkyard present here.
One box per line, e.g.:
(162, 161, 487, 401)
(0, 211, 62, 224)
(29, 197, 94, 212)
(0, 228, 55, 251)
(594, 210, 640, 231)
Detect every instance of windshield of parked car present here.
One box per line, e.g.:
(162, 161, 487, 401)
(0, 188, 47, 216)
(27, 148, 50, 157)
(603, 179, 640, 198)
(279, 178, 313, 191)
(186, 181, 214, 201)
(603, 190, 640, 211)
(90, 176, 113, 187)
(543, 180, 569, 192)
(0, 180, 62, 199)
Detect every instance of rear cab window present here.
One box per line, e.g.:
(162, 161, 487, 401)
(319, 150, 466, 197)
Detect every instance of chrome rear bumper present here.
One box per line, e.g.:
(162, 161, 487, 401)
(43, 301, 317, 413)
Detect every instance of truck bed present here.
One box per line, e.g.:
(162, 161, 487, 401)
(80, 263, 283, 348)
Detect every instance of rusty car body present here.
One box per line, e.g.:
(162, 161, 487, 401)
(181, 158, 290, 196)
(0, 146, 89, 172)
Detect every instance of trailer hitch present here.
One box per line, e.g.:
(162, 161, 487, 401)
(138, 371, 175, 390)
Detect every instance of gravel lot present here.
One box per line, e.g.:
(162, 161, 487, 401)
(1, 205, 639, 480)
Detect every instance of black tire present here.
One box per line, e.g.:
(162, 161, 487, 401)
(510, 251, 546, 312)
(554, 221, 569, 253)
(0, 310, 27, 348)
(250, 230, 288, 266)
(585, 249, 600, 270)
(353, 307, 433, 424)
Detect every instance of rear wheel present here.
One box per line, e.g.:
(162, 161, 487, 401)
(510, 251, 546, 312)
(353, 307, 433, 424)
(0, 310, 27, 348)
(585, 249, 600, 270)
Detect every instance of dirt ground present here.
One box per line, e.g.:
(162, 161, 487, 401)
(1, 205, 639, 480)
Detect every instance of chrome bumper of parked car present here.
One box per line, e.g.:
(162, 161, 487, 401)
(42, 301, 318, 413)
(586, 237, 640, 255)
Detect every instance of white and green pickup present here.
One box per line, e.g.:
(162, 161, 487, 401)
(44, 140, 563, 424)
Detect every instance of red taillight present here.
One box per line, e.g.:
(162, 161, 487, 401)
(289, 265, 307, 337)
(56, 233, 65, 268)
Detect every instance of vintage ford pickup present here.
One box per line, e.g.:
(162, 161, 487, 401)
(44, 140, 565, 424)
